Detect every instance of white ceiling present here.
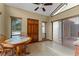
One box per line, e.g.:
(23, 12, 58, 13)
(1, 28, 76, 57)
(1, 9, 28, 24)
(5, 3, 61, 16)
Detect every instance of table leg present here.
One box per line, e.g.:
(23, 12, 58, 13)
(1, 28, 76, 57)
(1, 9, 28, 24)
(16, 46, 20, 56)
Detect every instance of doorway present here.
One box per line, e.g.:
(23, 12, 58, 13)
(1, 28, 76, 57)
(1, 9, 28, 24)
(11, 16, 22, 38)
(52, 20, 63, 44)
(27, 18, 39, 42)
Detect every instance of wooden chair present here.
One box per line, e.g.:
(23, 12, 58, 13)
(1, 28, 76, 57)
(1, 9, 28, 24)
(0, 34, 15, 56)
(0, 44, 4, 56)
(22, 37, 32, 55)
(0, 34, 6, 43)
(1, 43, 16, 56)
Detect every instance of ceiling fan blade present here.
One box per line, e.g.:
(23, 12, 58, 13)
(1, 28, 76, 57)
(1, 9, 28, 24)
(34, 7, 39, 11)
(44, 3, 52, 6)
(33, 3, 40, 5)
(42, 8, 46, 12)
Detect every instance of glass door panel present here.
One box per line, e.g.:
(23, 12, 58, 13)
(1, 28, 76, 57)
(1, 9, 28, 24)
(53, 21, 62, 44)
(63, 16, 79, 48)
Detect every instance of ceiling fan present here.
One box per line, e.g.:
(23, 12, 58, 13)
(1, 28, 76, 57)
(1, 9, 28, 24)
(33, 3, 53, 12)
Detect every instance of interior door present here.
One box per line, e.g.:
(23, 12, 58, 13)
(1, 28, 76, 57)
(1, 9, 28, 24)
(27, 19, 39, 42)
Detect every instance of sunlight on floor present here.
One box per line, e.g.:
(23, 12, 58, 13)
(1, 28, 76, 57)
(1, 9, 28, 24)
(27, 41, 74, 56)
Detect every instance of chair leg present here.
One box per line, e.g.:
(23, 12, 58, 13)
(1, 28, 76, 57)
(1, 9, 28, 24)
(3, 49, 12, 56)
(8, 49, 15, 56)
(25, 46, 30, 55)
(4, 50, 8, 56)
(11, 48, 16, 56)
(1, 51, 5, 56)
(0, 51, 4, 56)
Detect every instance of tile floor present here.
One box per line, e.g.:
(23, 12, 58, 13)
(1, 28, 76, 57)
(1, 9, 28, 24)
(0, 41, 75, 56)
(27, 41, 75, 56)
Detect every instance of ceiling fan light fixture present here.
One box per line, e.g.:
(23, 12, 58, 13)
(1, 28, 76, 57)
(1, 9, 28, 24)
(42, 8, 46, 12)
(34, 7, 39, 11)
(34, 3, 53, 12)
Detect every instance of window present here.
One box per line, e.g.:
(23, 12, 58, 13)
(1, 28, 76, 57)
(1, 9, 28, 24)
(42, 22, 46, 33)
(11, 16, 22, 37)
(42, 22, 46, 39)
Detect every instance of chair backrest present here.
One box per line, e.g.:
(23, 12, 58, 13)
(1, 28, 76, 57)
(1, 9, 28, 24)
(0, 34, 7, 43)
(0, 43, 3, 50)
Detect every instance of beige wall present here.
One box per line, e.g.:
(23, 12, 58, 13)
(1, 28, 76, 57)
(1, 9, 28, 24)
(4, 4, 48, 41)
(0, 4, 6, 35)
(46, 17, 52, 40)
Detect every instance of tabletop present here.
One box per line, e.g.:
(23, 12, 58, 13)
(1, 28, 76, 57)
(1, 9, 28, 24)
(5, 36, 31, 45)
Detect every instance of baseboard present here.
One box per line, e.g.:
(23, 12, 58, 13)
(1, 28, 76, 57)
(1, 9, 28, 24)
(39, 39, 53, 42)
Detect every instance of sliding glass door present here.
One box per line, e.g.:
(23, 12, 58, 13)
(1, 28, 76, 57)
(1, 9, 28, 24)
(63, 16, 79, 48)
(52, 16, 79, 48)
(52, 21, 62, 44)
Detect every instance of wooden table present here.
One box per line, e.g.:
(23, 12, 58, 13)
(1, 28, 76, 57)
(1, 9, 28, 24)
(5, 37, 31, 56)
